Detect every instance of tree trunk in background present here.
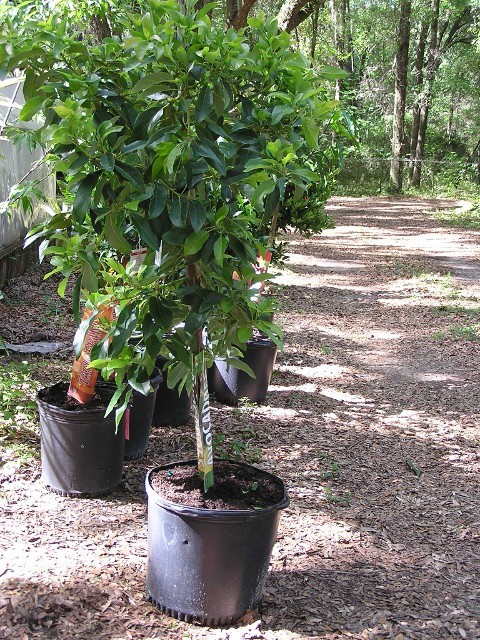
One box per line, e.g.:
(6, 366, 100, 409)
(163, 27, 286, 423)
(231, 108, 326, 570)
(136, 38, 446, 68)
(409, 19, 428, 181)
(411, 0, 440, 186)
(226, 0, 258, 29)
(329, 0, 349, 99)
(390, 0, 412, 192)
(89, 15, 112, 41)
(311, 4, 320, 58)
(278, 0, 326, 33)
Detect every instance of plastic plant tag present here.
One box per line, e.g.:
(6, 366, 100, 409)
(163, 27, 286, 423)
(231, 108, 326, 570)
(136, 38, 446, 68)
(129, 247, 148, 271)
(68, 304, 115, 404)
(250, 249, 272, 299)
(193, 347, 214, 492)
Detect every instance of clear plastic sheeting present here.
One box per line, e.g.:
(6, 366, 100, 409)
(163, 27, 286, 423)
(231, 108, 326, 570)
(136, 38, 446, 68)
(0, 78, 55, 256)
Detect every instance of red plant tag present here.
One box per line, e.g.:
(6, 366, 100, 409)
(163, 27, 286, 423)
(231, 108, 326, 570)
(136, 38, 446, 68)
(124, 406, 130, 440)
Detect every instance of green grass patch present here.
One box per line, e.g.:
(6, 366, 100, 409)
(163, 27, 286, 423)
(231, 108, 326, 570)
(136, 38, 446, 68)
(434, 204, 480, 229)
(432, 324, 480, 341)
(0, 359, 40, 468)
(434, 304, 480, 318)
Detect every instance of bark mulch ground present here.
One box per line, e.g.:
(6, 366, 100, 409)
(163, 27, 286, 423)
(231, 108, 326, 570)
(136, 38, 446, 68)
(1, 196, 480, 640)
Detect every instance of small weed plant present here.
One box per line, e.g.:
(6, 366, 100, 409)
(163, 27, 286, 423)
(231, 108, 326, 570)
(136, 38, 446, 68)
(213, 428, 262, 464)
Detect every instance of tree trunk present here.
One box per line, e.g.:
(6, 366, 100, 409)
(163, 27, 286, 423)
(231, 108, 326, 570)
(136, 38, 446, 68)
(411, 0, 440, 187)
(409, 19, 428, 180)
(447, 93, 455, 141)
(311, 4, 320, 58)
(477, 144, 480, 186)
(89, 15, 112, 42)
(390, 0, 412, 192)
(278, 0, 327, 33)
(226, 0, 258, 30)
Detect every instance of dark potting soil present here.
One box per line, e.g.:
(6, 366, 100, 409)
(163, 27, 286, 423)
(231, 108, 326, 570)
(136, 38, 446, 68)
(38, 382, 114, 412)
(150, 461, 284, 510)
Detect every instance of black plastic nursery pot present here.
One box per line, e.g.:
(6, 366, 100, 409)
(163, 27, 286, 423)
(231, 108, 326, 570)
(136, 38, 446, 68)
(152, 356, 191, 427)
(145, 459, 289, 626)
(37, 383, 125, 498)
(124, 368, 162, 460)
(209, 337, 278, 405)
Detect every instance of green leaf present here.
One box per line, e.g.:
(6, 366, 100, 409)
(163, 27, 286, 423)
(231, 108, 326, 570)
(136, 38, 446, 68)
(163, 228, 188, 246)
(81, 263, 98, 293)
(115, 162, 145, 190)
(105, 214, 132, 254)
(194, 85, 213, 123)
(168, 199, 184, 227)
(214, 235, 227, 266)
(52, 105, 75, 118)
(184, 230, 209, 255)
(302, 119, 319, 150)
(318, 66, 349, 81)
(166, 143, 183, 175)
(149, 298, 173, 329)
(132, 71, 176, 93)
(73, 172, 101, 223)
(271, 104, 293, 125)
(100, 153, 115, 172)
(72, 276, 82, 324)
(149, 185, 167, 218)
(193, 141, 226, 176)
(105, 383, 126, 418)
(189, 201, 207, 232)
(237, 326, 253, 343)
(131, 213, 159, 250)
(227, 357, 255, 378)
(73, 309, 98, 359)
(57, 275, 69, 298)
(253, 179, 276, 207)
(19, 96, 44, 121)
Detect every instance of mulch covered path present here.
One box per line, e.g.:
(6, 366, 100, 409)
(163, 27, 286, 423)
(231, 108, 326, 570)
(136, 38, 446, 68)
(1, 196, 480, 640)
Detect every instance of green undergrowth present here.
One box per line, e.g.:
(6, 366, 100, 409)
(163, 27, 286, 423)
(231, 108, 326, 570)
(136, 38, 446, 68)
(0, 358, 40, 468)
(433, 203, 480, 229)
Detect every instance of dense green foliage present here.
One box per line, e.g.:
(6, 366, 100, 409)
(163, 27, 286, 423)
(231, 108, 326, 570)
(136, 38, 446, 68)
(0, 0, 346, 425)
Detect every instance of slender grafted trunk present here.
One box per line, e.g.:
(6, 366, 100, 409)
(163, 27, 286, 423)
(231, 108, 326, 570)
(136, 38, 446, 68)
(409, 19, 428, 180)
(411, 0, 440, 187)
(389, 0, 412, 192)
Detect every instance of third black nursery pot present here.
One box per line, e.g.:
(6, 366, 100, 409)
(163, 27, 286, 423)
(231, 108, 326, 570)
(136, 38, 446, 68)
(37, 382, 125, 497)
(208, 334, 278, 405)
(152, 355, 191, 427)
(124, 367, 162, 460)
(145, 459, 289, 626)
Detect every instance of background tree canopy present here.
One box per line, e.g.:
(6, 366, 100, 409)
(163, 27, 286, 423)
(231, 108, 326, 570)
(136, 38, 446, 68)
(1, 0, 479, 197)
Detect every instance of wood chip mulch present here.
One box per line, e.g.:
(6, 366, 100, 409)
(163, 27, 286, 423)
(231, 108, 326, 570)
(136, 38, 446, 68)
(1, 196, 480, 640)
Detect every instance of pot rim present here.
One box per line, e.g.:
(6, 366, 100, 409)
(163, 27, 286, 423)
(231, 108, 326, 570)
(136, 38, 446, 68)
(36, 381, 117, 417)
(146, 458, 289, 520)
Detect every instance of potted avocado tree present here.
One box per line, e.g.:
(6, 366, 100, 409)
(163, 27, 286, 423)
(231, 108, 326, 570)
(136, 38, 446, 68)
(2, 0, 346, 623)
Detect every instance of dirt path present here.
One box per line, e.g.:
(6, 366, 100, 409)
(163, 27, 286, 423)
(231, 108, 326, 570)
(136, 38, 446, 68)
(2, 197, 480, 640)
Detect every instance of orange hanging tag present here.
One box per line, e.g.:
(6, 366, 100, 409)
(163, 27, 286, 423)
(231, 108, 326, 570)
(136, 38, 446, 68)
(68, 304, 115, 404)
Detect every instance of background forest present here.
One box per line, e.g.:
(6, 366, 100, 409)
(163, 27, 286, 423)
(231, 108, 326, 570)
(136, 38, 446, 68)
(14, 0, 478, 198)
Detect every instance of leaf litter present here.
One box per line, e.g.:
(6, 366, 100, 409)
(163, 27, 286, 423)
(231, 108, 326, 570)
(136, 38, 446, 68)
(1, 196, 480, 639)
